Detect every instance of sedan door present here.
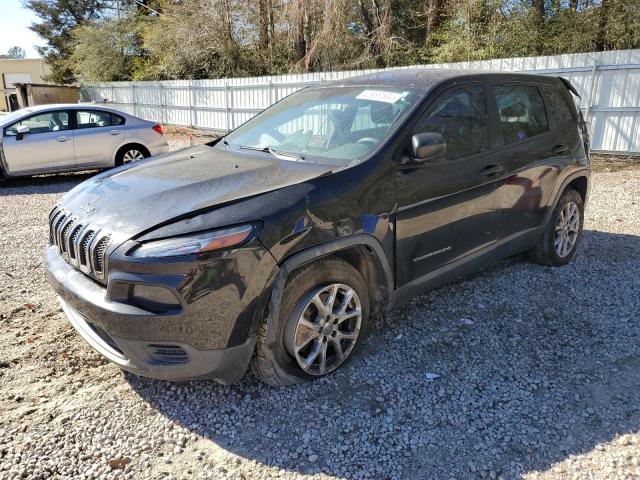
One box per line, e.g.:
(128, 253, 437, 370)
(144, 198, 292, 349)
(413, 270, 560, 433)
(1, 110, 75, 174)
(72, 110, 126, 167)
(394, 85, 504, 288)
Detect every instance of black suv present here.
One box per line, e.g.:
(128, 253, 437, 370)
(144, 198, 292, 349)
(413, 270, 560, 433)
(45, 70, 590, 386)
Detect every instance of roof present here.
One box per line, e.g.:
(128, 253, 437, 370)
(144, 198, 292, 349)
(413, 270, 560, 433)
(13, 82, 79, 89)
(3, 103, 123, 114)
(324, 68, 557, 90)
(0, 103, 132, 127)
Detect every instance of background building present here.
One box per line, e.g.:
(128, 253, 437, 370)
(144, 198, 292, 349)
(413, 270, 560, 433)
(1, 58, 50, 111)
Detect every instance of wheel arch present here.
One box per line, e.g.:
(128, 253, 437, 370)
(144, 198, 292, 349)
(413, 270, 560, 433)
(546, 170, 590, 225)
(262, 235, 394, 347)
(113, 142, 151, 165)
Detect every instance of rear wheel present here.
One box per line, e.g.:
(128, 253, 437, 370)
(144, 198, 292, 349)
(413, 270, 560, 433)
(116, 144, 150, 166)
(528, 188, 584, 266)
(251, 258, 369, 386)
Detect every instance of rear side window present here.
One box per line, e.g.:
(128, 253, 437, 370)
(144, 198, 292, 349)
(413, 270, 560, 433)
(543, 87, 574, 126)
(413, 86, 488, 161)
(493, 85, 548, 144)
(76, 110, 124, 129)
(111, 113, 125, 126)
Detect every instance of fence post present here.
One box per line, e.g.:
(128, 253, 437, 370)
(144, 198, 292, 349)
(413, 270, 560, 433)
(584, 63, 598, 129)
(160, 82, 166, 125)
(225, 82, 232, 132)
(189, 80, 196, 128)
(132, 83, 137, 117)
(110, 85, 115, 104)
(269, 80, 275, 107)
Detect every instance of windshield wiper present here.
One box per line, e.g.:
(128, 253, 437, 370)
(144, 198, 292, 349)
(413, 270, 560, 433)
(239, 145, 305, 161)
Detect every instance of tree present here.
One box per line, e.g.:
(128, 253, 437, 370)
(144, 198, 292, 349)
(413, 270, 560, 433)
(6, 46, 27, 59)
(69, 17, 136, 81)
(23, 0, 112, 84)
(59, 0, 640, 81)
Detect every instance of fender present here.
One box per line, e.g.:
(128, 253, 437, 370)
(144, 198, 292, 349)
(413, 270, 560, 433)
(263, 234, 394, 347)
(543, 167, 591, 226)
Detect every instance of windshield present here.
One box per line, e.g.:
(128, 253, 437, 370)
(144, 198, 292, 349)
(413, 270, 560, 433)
(222, 86, 423, 166)
(0, 109, 33, 127)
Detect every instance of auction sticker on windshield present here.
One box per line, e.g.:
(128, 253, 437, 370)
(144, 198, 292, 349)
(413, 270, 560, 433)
(356, 90, 407, 104)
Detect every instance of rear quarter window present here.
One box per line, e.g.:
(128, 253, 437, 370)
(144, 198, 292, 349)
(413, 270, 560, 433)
(493, 84, 548, 145)
(543, 87, 574, 126)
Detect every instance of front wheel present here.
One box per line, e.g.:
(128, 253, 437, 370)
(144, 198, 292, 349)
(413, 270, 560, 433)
(528, 188, 584, 266)
(251, 258, 369, 386)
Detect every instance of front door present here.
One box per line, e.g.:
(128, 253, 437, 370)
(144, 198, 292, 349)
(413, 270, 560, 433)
(73, 110, 125, 167)
(2, 110, 75, 174)
(394, 85, 504, 287)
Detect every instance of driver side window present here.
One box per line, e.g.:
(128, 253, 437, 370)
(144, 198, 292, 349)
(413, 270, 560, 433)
(412, 86, 488, 161)
(5, 111, 70, 137)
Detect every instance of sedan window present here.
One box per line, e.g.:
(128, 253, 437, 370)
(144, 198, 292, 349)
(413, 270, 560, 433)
(4, 111, 70, 136)
(76, 110, 116, 129)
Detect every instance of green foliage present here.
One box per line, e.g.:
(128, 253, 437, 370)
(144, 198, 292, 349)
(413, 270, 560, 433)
(25, 0, 640, 83)
(23, 0, 111, 83)
(5, 46, 27, 59)
(68, 17, 137, 81)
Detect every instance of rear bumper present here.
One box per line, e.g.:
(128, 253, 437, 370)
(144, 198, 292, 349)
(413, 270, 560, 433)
(45, 244, 271, 383)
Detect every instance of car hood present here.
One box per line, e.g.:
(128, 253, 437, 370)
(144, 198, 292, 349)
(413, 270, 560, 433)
(59, 145, 333, 239)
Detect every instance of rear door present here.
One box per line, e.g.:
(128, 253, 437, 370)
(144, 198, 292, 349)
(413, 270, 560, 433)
(488, 83, 565, 238)
(72, 109, 126, 167)
(394, 84, 504, 287)
(2, 110, 75, 173)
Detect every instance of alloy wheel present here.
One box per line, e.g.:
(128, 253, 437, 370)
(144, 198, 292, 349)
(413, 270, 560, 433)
(555, 201, 580, 257)
(285, 283, 362, 376)
(123, 149, 145, 163)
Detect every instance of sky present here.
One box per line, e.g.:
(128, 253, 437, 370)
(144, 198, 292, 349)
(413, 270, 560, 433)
(0, 0, 44, 58)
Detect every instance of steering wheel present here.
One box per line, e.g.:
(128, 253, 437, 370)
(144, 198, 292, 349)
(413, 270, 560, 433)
(356, 137, 378, 146)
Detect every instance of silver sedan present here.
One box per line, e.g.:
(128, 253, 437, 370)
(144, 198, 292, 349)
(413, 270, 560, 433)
(0, 104, 169, 179)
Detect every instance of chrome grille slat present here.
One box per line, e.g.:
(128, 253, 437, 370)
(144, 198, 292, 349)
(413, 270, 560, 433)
(61, 217, 78, 256)
(68, 224, 84, 265)
(79, 230, 97, 268)
(92, 235, 110, 278)
(53, 211, 69, 248)
(48, 206, 111, 283)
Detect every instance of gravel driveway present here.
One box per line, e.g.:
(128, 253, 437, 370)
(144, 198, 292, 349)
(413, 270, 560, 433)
(1, 151, 639, 480)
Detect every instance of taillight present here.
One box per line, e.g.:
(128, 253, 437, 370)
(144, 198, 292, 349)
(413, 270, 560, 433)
(152, 124, 163, 136)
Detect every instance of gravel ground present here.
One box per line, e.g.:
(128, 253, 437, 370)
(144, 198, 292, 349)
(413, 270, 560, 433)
(1, 147, 639, 480)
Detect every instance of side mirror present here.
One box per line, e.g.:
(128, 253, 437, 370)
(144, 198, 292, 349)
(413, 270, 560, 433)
(412, 132, 446, 162)
(16, 125, 30, 141)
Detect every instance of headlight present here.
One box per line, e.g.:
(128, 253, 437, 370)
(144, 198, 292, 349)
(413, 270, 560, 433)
(130, 224, 257, 258)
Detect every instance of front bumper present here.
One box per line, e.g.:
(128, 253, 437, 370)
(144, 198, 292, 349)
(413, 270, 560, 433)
(45, 244, 273, 382)
(58, 296, 255, 382)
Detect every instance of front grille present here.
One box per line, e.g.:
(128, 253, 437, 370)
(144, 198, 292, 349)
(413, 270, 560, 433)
(48, 206, 111, 282)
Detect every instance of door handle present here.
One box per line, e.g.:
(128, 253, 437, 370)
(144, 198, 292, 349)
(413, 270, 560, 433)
(551, 144, 568, 154)
(56, 136, 70, 142)
(108, 130, 121, 136)
(479, 164, 504, 177)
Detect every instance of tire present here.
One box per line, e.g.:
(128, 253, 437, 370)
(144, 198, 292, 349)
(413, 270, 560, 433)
(251, 257, 370, 387)
(528, 188, 584, 267)
(115, 144, 150, 166)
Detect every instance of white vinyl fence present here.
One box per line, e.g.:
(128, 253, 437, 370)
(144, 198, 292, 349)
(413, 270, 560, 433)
(81, 49, 640, 155)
